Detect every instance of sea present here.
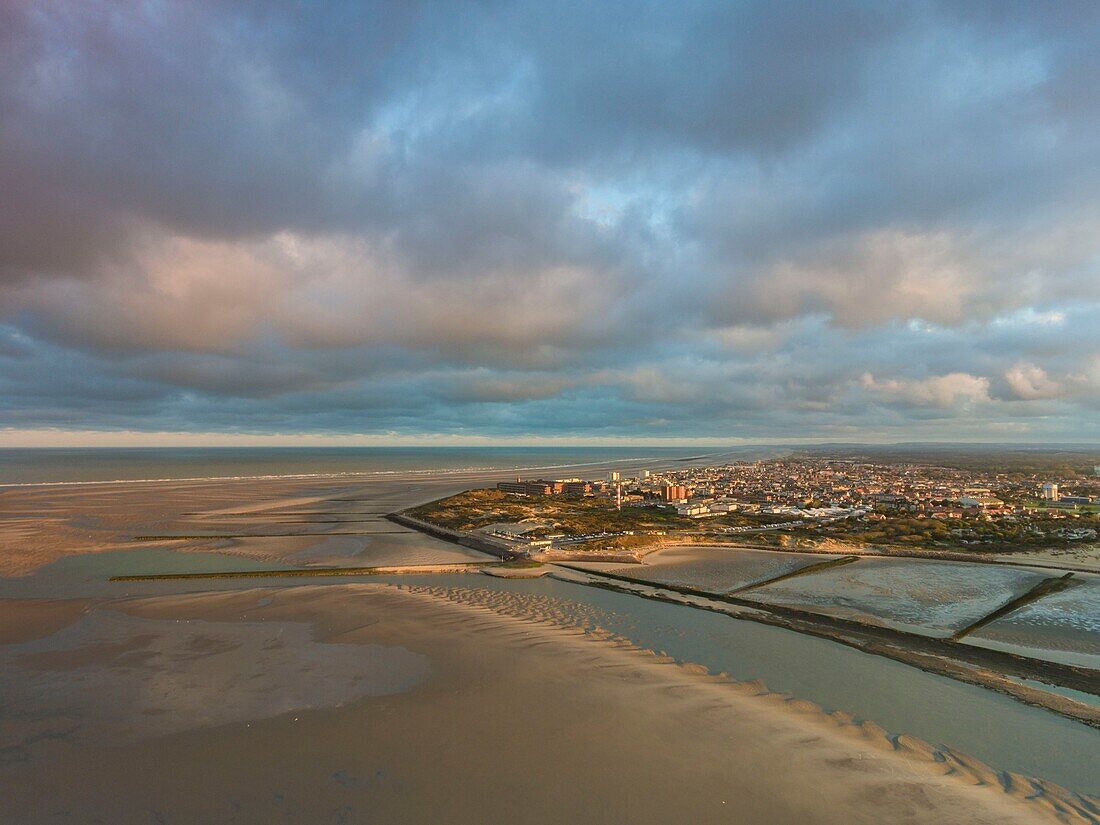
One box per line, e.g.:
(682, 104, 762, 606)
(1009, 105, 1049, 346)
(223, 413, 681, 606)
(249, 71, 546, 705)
(0, 446, 768, 486)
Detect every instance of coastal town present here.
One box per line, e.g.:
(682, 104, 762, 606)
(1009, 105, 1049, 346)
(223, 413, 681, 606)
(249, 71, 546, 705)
(406, 457, 1100, 557)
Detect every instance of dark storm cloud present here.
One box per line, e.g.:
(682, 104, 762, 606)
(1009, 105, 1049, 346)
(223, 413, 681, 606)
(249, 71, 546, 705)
(1, 1, 1098, 441)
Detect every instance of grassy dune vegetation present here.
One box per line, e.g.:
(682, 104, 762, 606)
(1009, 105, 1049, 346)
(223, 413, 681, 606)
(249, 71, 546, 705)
(408, 489, 689, 534)
(407, 489, 787, 538)
(408, 489, 1100, 556)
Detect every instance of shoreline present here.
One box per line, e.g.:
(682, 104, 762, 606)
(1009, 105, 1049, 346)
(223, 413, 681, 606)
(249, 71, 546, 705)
(109, 562, 496, 582)
(3, 472, 1097, 820)
(0, 451, 699, 491)
(385, 510, 1100, 725)
(401, 581, 1100, 816)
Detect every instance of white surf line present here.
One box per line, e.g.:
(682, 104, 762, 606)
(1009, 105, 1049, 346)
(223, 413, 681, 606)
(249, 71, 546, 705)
(0, 452, 703, 490)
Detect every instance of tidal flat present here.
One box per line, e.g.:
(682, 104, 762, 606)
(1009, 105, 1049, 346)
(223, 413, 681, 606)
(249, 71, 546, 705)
(0, 584, 1085, 824)
(0, 469, 1098, 822)
(605, 545, 843, 592)
(966, 578, 1100, 668)
(741, 557, 1055, 637)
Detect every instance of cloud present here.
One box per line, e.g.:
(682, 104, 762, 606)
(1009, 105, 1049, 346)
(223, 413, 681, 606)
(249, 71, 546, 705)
(0, 1, 1098, 442)
(1002, 362, 1065, 401)
(860, 372, 991, 409)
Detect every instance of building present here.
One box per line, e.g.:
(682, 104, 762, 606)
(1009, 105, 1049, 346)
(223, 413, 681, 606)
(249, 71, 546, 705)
(957, 495, 1004, 510)
(662, 484, 688, 502)
(707, 502, 738, 513)
(1041, 483, 1060, 501)
(561, 480, 593, 496)
(639, 469, 650, 480)
(497, 480, 552, 496)
(497, 477, 593, 496)
(870, 494, 908, 510)
(676, 503, 710, 518)
(608, 470, 621, 482)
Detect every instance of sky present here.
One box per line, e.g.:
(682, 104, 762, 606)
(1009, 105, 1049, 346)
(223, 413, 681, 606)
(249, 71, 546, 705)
(1, 1, 1099, 446)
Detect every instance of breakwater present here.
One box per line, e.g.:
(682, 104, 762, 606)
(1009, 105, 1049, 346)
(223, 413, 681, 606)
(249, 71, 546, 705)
(111, 562, 494, 582)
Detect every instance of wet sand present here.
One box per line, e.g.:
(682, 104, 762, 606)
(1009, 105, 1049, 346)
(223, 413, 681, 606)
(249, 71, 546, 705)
(743, 557, 1053, 638)
(2, 470, 1098, 822)
(0, 583, 1084, 824)
(966, 578, 1100, 669)
(0, 473, 486, 576)
(0, 598, 90, 645)
(605, 545, 843, 592)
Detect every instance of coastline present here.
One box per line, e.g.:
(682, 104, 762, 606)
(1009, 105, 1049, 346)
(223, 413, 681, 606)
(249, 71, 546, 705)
(552, 564, 1100, 728)
(387, 509, 1100, 724)
(2, 469, 1097, 820)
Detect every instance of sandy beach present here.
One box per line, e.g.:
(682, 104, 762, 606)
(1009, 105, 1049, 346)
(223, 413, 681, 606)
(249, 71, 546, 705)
(1, 582, 1087, 824)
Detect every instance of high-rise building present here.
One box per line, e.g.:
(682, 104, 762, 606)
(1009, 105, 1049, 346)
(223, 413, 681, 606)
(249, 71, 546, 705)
(639, 469, 650, 479)
(608, 470, 621, 482)
(662, 484, 688, 502)
(1040, 483, 1060, 501)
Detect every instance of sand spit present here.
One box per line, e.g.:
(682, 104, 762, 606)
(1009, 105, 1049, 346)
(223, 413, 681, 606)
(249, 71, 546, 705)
(0, 583, 1092, 823)
(400, 583, 1100, 824)
(681, 539, 1100, 576)
(481, 565, 551, 578)
(110, 561, 493, 581)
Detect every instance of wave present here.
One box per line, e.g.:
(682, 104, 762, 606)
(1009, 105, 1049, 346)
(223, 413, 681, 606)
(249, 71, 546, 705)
(0, 452, 712, 488)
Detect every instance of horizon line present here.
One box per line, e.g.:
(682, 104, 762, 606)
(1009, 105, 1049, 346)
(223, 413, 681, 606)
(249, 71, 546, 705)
(2, 430, 1099, 450)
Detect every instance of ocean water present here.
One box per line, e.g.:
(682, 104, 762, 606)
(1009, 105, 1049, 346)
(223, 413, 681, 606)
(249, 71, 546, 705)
(0, 446, 736, 485)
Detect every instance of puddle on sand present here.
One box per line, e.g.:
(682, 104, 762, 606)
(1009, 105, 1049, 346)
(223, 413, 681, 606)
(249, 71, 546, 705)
(740, 557, 1053, 637)
(0, 548, 294, 599)
(965, 577, 1100, 668)
(604, 546, 840, 593)
(0, 607, 430, 750)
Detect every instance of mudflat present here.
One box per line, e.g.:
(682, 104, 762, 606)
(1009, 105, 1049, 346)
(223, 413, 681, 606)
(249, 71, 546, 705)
(0, 583, 1084, 824)
(0, 474, 481, 577)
